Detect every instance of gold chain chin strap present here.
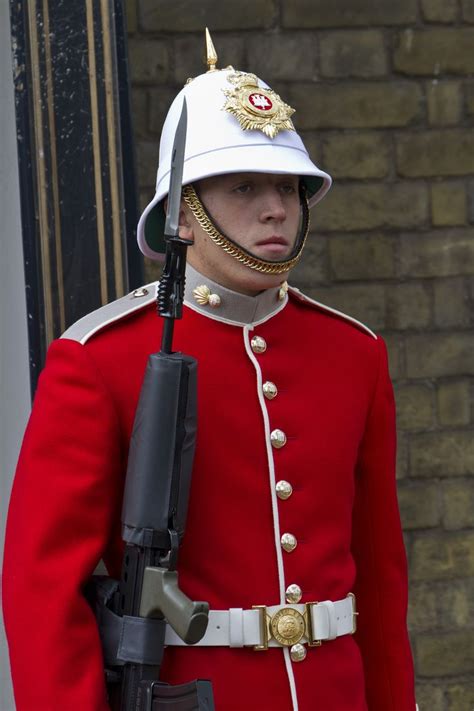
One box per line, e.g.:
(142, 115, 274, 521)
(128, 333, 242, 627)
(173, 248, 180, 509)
(182, 185, 309, 275)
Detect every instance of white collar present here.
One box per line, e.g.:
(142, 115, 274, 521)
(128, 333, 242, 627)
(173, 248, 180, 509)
(183, 264, 288, 326)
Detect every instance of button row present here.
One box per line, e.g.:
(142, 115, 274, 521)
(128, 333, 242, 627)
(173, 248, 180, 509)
(251, 332, 302, 650)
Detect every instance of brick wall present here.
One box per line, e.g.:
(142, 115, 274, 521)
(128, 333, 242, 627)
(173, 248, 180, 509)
(126, 1, 474, 707)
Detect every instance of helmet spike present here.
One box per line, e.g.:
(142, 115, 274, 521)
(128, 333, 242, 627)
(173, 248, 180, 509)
(205, 28, 218, 72)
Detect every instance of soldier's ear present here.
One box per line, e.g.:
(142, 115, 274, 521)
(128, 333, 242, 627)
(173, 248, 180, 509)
(178, 207, 194, 243)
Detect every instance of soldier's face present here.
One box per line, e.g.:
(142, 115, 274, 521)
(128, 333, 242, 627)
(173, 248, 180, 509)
(180, 172, 301, 295)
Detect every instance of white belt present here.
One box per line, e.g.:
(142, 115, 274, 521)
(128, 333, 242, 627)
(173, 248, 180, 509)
(165, 594, 356, 649)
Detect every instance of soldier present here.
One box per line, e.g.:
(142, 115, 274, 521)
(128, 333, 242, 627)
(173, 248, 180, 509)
(3, 36, 418, 711)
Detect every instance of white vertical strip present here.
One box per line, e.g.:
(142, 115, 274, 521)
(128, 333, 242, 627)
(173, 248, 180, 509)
(242, 325, 299, 711)
(283, 647, 300, 711)
(1, 4, 31, 709)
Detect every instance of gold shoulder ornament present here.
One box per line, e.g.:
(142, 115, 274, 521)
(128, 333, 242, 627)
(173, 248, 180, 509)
(222, 71, 296, 139)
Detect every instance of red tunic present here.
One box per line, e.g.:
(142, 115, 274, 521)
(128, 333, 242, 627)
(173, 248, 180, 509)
(2, 284, 416, 710)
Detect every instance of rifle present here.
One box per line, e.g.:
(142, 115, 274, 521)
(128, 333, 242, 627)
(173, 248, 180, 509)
(90, 100, 214, 711)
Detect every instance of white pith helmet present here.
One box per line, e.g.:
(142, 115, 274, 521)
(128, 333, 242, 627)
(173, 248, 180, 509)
(137, 37, 332, 261)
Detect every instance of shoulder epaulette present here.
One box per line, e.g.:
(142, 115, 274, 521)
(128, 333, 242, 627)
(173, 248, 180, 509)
(61, 283, 157, 345)
(289, 286, 377, 340)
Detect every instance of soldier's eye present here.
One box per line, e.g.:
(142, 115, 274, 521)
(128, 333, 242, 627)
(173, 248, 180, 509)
(233, 183, 252, 194)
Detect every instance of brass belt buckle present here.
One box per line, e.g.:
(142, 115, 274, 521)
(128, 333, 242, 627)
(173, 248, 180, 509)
(346, 592, 358, 634)
(252, 605, 270, 651)
(304, 601, 322, 648)
(252, 603, 322, 650)
(271, 607, 306, 646)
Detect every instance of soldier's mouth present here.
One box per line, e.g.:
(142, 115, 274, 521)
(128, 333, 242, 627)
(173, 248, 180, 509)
(255, 236, 291, 256)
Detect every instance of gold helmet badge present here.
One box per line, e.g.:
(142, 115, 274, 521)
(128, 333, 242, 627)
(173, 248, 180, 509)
(223, 70, 296, 139)
(203, 28, 295, 139)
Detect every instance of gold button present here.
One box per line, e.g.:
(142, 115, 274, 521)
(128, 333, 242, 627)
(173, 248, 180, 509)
(251, 335, 267, 354)
(276, 480, 292, 500)
(263, 381, 278, 400)
(281, 533, 297, 552)
(290, 643, 306, 662)
(131, 287, 149, 298)
(286, 584, 302, 604)
(270, 429, 287, 449)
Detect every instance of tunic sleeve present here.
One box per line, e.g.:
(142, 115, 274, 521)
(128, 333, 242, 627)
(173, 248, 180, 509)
(2, 338, 122, 710)
(351, 336, 417, 710)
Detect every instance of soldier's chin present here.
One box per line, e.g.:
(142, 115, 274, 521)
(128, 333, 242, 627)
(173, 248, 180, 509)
(253, 243, 292, 260)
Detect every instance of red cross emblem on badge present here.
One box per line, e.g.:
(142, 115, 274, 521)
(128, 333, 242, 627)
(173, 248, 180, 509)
(248, 92, 273, 111)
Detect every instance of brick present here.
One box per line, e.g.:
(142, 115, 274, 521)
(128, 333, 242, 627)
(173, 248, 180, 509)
(138, 189, 151, 214)
(466, 89, 474, 129)
(416, 630, 474, 676)
(467, 83, 474, 120)
(469, 181, 474, 223)
(291, 233, 328, 286)
(426, 81, 462, 126)
(174, 35, 245, 84)
(406, 332, 474, 378)
(139, 0, 277, 31)
(383, 333, 403, 381)
(412, 686, 444, 711)
(306, 283, 386, 330)
(288, 83, 422, 130)
(282, 0, 417, 27)
(397, 482, 440, 529)
(322, 133, 390, 179)
(447, 683, 474, 711)
(408, 583, 438, 630)
(319, 31, 387, 78)
(396, 432, 409, 479)
(409, 579, 474, 631)
(149, 86, 180, 135)
(144, 255, 160, 284)
(125, 0, 137, 33)
(397, 130, 474, 178)
(300, 132, 322, 167)
(317, 183, 428, 232)
(461, 0, 474, 22)
(421, 0, 458, 22)
(128, 39, 169, 84)
(399, 229, 474, 278)
(394, 29, 474, 75)
(136, 140, 159, 188)
(437, 379, 472, 426)
(434, 278, 470, 328)
(131, 88, 148, 139)
(443, 480, 474, 529)
(395, 383, 435, 429)
(435, 579, 474, 627)
(329, 233, 395, 280)
(386, 282, 432, 329)
(431, 182, 466, 226)
(247, 32, 317, 82)
(411, 531, 474, 581)
(410, 430, 474, 477)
